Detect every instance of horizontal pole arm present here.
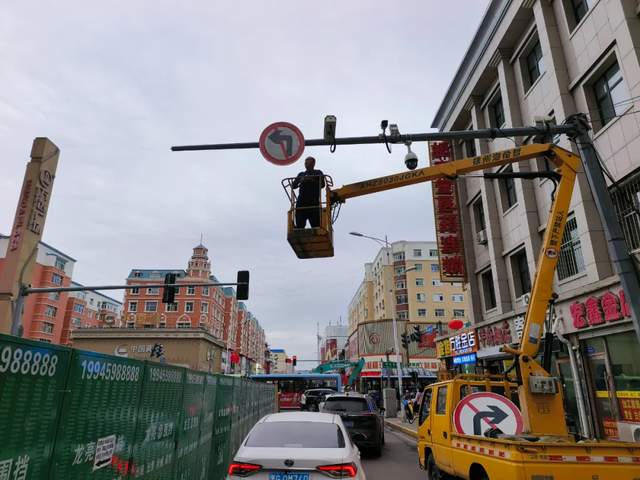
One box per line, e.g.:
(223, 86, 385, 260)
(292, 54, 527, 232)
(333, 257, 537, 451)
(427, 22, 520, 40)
(24, 281, 247, 295)
(171, 125, 577, 152)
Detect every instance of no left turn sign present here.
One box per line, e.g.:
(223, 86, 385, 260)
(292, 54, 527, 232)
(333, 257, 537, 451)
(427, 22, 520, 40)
(259, 121, 305, 166)
(453, 392, 523, 436)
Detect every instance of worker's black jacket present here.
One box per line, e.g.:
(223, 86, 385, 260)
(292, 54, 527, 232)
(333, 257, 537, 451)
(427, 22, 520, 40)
(292, 170, 325, 206)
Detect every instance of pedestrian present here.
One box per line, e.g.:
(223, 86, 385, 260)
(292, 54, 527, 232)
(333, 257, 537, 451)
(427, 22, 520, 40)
(292, 156, 325, 228)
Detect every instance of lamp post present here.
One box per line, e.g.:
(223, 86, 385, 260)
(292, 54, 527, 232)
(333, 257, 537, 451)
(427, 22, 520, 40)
(350, 232, 416, 407)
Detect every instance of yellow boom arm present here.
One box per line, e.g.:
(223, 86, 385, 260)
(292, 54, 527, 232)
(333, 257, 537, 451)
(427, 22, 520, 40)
(331, 143, 581, 435)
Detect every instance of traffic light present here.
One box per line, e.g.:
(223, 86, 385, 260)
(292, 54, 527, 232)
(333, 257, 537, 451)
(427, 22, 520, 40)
(401, 332, 410, 349)
(411, 325, 422, 342)
(236, 270, 250, 300)
(162, 273, 177, 304)
(151, 343, 165, 358)
(292, 356, 297, 367)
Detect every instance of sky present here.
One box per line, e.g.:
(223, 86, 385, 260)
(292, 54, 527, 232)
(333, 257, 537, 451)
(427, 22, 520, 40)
(1, 0, 489, 364)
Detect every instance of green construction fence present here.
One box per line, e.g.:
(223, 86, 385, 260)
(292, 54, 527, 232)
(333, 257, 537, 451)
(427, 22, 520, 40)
(0, 334, 277, 480)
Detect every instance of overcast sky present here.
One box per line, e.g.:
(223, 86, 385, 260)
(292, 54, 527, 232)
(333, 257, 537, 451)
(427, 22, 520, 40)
(1, 1, 489, 364)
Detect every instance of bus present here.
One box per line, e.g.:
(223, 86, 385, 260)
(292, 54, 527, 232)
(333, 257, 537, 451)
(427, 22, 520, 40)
(250, 373, 342, 410)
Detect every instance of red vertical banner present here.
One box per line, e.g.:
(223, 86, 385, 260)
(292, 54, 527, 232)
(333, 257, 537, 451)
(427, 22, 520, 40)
(430, 141, 467, 283)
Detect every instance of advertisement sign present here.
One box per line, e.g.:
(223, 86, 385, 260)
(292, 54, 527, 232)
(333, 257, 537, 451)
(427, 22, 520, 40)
(453, 353, 477, 365)
(437, 330, 476, 358)
(476, 317, 525, 350)
(567, 289, 631, 333)
(429, 141, 466, 282)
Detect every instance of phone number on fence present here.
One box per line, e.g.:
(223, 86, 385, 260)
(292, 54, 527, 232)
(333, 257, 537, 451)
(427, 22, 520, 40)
(0, 346, 59, 377)
(80, 360, 140, 382)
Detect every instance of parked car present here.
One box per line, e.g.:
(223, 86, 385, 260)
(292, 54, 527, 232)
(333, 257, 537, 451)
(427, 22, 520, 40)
(227, 411, 366, 479)
(300, 388, 336, 411)
(320, 392, 384, 456)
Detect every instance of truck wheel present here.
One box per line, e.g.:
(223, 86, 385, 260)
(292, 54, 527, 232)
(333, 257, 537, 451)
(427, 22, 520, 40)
(426, 453, 453, 480)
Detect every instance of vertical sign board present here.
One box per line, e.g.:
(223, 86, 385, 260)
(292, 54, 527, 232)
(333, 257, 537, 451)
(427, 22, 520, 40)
(197, 375, 217, 480)
(174, 371, 206, 480)
(0, 335, 71, 480)
(130, 363, 185, 480)
(50, 350, 144, 479)
(429, 141, 467, 283)
(0, 138, 59, 334)
(210, 375, 233, 480)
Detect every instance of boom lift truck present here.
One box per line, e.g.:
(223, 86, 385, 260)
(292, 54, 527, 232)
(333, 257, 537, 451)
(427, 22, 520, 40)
(282, 142, 640, 479)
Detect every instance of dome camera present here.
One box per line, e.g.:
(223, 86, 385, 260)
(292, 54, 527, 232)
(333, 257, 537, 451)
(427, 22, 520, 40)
(404, 142, 418, 170)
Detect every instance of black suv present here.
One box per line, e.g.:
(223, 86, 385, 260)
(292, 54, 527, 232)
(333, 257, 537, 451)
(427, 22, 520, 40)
(299, 388, 336, 411)
(320, 392, 385, 456)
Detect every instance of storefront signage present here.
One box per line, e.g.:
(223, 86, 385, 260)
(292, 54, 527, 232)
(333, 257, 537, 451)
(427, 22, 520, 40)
(430, 141, 466, 282)
(453, 353, 477, 365)
(437, 330, 476, 357)
(476, 317, 524, 349)
(569, 289, 631, 331)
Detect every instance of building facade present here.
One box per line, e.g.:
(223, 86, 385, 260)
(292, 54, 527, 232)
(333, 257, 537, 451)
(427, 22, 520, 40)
(346, 240, 471, 388)
(270, 349, 293, 374)
(432, 0, 640, 442)
(122, 243, 267, 374)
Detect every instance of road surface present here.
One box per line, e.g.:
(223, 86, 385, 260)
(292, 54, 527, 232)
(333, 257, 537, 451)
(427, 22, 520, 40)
(361, 426, 423, 479)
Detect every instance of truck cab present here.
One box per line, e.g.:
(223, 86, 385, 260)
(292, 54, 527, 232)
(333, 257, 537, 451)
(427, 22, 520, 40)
(416, 375, 518, 478)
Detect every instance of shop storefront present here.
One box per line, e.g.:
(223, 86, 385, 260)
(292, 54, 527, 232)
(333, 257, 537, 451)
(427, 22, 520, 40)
(557, 286, 640, 442)
(436, 328, 478, 373)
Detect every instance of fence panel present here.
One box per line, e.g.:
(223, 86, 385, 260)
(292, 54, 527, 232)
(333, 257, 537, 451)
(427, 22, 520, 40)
(174, 370, 206, 480)
(0, 335, 71, 480)
(209, 374, 233, 480)
(129, 363, 185, 480)
(196, 374, 217, 479)
(49, 349, 144, 479)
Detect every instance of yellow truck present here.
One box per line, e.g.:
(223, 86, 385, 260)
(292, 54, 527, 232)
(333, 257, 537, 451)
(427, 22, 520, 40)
(281, 141, 640, 479)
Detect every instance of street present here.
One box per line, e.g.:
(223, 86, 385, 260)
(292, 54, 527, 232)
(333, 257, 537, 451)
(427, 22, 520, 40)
(361, 427, 422, 480)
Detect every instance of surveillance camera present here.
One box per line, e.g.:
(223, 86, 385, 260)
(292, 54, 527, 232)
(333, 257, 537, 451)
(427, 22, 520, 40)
(405, 151, 418, 170)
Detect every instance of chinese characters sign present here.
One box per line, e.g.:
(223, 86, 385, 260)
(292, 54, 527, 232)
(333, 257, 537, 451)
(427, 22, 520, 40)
(476, 317, 525, 350)
(568, 289, 631, 332)
(430, 141, 466, 282)
(437, 330, 477, 357)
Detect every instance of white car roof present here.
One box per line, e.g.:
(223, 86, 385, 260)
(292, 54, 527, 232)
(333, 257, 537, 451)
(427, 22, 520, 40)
(261, 412, 337, 423)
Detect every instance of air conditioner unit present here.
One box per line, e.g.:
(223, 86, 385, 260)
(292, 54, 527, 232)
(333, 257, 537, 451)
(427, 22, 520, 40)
(522, 293, 531, 305)
(617, 421, 640, 442)
(476, 229, 488, 245)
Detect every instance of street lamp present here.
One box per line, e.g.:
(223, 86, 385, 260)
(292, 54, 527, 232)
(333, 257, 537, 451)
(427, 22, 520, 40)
(350, 232, 414, 405)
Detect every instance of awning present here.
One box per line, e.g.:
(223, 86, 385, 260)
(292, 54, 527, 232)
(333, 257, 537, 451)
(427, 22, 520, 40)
(383, 367, 437, 378)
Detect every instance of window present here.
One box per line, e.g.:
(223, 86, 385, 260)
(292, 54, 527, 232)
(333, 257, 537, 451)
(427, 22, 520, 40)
(453, 309, 465, 317)
(147, 287, 159, 295)
(185, 301, 194, 313)
(431, 279, 442, 286)
(452, 294, 464, 302)
(415, 278, 424, 286)
(54, 257, 66, 271)
(245, 422, 345, 448)
(463, 137, 476, 158)
(166, 302, 178, 312)
(395, 267, 405, 275)
(187, 286, 196, 295)
(501, 165, 517, 210)
(481, 269, 497, 310)
(130, 287, 139, 295)
(71, 317, 81, 327)
(430, 264, 439, 272)
(177, 320, 191, 329)
(511, 249, 532, 297)
(51, 273, 63, 285)
(133, 271, 143, 278)
(417, 293, 426, 303)
(396, 281, 406, 289)
(396, 295, 408, 305)
(419, 388, 432, 425)
(435, 309, 445, 317)
(414, 263, 423, 272)
(203, 287, 209, 296)
(44, 305, 57, 317)
(418, 309, 427, 317)
(570, 0, 591, 25)
(48, 292, 60, 301)
(525, 40, 544, 88)
(73, 303, 85, 314)
(201, 302, 209, 313)
(593, 62, 628, 127)
(473, 198, 486, 233)
(42, 322, 54, 334)
(398, 311, 409, 320)
(436, 386, 448, 414)
(433, 294, 444, 302)
(490, 96, 505, 127)
(611, 172, 640, 252)
(393, 252, 405, 261)
(429, 249, 438, 257)
(128, 301, 138, 312)
(126, 321, 135, 328)
(144, 301, 158, 312)
(413, 249, 422, 257)
(557, 215, 586, 280)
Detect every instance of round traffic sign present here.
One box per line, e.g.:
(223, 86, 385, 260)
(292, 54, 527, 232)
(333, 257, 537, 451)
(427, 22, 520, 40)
(259, 121, 305, 166)
(452, 392, 523, 436)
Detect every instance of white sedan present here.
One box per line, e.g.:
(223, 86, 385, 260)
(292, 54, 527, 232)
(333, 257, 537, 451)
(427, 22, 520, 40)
(227, 411, 366, 480)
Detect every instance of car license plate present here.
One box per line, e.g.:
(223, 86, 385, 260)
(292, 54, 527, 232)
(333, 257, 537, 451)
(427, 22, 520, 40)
(268, 473, 310, 480)
(343, 420, 354, 427)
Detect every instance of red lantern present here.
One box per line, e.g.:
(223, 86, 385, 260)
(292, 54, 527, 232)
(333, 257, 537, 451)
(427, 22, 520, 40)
(230, 352, 240, 364)
(449, 319, 464, 330)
